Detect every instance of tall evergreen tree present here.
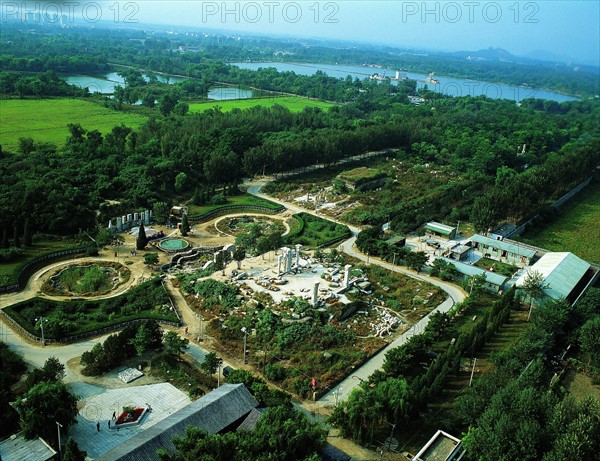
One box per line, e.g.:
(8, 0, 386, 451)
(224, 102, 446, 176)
(13, 223, 20, 248)
(23, 219, 32, 247)
(136, 225, 148, 250)
(1, 228, 8, 249)
(180, 214, 190, 236)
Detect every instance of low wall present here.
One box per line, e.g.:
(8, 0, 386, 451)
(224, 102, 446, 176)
(188, 204, 285, 224)
(0, 246, 93, 294)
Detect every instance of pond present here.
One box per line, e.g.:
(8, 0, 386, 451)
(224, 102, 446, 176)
(158, 238, 190, 252)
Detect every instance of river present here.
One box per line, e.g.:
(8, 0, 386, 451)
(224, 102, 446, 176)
(230, 61, 578, 103)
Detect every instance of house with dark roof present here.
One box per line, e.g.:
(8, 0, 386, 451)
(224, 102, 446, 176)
(96, 383, 258, 461)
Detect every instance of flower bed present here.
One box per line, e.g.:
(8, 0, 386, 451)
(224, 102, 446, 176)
(116, 407, 146, 426)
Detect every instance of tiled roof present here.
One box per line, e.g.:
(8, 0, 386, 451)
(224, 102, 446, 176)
(96, 384, 258, 461)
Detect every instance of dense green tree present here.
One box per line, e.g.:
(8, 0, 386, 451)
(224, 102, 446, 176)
(164, 331, 189, 358)
(200, 352, 222, 376)
(232, 246, 246, 269)
(22, 219, 32, 247)
(144, 253, 159, 265)
(17, 381, 78, 447)
(13, 223, 20, 248)
(62, 437, 87, 461)
(579, 316, 600, 367)
(136, 224, 148, 250)
(521, 270, 549, 319)
(153, 202, 170, 225)
(1, 228, 8, 249)
(180, 214, 190, 236)
(405, 251, 428, 273)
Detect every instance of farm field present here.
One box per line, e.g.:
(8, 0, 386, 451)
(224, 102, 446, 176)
(517, 184, 600, 263)
(188, 95, 335, 113)
(0, 98, 147, 152)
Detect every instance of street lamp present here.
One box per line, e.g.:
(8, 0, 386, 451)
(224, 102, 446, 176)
(35, 317, 47, 346)
(241, 327, 248, 364)
(196, 313, 203, 342)
(217, 358, 223, 388)
(334, 386, 343, 407)
(352, 375, 366, 383)
(56, 421, 63, 459)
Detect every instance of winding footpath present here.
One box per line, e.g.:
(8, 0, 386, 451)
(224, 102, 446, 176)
(245, 176, 467, 406)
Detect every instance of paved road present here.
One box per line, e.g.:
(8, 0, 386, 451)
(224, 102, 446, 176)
(245, 176, 467, 407)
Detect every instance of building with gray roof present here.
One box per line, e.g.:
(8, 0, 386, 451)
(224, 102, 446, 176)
(470, 234, 536, 267)
(0, 433, 57, 461)
(441, 258, 508, 293)
(96, 384, 258, 461)
(515, 252, 594, 303)
(414, 430, 465, 461)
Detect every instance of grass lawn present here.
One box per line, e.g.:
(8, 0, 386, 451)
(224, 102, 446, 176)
(188, 96, 335, 113)
(517, 184, 600, 263)
(187, 194, 282, 216)
(0, 98, 147, 152)
(284, 212, 350, 247)
(0, 240, 82, 286)
(473, 257, 518, 278)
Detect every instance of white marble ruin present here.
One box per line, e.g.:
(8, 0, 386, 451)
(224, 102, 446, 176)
(312, 281, 320, 306)
(109, 209, 152, 232)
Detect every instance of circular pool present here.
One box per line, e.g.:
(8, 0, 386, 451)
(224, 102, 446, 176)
(158, 238, 190, 252)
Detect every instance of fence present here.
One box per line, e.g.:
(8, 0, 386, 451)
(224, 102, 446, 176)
(188, 204, 285, 224)
(0, 246, 94, 294)
(505, 177, 593, 238)
(0, 310, 181, 346)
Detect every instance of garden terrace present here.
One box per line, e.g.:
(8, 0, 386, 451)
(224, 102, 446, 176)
(284, 213, 351, 248)
(4, 278, 180, 342)
(41, 261, 130, 296)
(187, 194, 284, 222)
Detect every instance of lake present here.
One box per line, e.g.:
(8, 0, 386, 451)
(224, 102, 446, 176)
(61, 72, 187, 94)
(230, 62, 578, 103)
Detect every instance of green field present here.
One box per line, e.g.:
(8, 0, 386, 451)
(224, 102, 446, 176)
(188, 96, 335, 113)
(0, 98, 147, 152)
(518, 184, 600, 263)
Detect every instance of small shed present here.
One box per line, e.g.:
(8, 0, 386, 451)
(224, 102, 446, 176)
(425, 222, 457, 240)
(414, 429, 465, 461)
(385, 235, 406, 248)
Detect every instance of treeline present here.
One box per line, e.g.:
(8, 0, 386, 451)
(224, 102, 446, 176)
(329, 289, 517, 445)
(456, 288, 600, 460)
(470, 139, 600, 231)
(0, 70, 87, 97)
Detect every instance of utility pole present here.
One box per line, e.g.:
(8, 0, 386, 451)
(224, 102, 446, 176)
(469, 357, 477, 386)
(241, 327, 248, 364)
(56, 421, 63, 459)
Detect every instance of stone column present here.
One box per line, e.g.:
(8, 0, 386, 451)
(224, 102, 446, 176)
(116, 216, 122, 231)
(295, 244, 302, 268)
(344, 265, 352, 288)
(127, 213, 133, 223)
(312, 281, 320, 306)
(144, 210, 150, 224)
(134, 212, 139, 222)
(277, 254, 283, 276)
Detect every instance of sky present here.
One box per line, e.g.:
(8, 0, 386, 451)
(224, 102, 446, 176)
(4, 1, 599, 65)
